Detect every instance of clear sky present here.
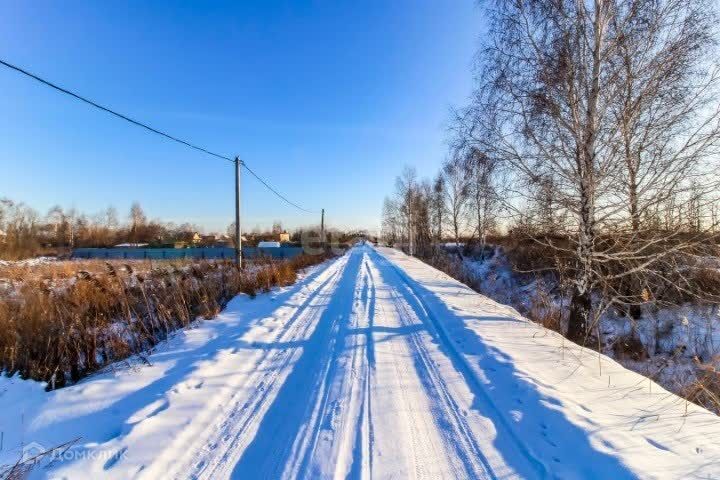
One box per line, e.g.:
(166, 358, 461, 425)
(0, 1, 482, 234)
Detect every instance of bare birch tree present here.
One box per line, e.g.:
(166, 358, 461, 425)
(456, 0, 720, 342)
(431, 173, 446, 242)
(463, 147, 500, 257)
(381, 167, 433, 256)
(442, 154, 470, 249)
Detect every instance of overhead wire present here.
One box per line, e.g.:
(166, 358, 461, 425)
(0, 58, 317, 213)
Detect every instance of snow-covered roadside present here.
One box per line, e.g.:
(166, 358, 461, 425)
(0, 256, 343, 479)
(378, 246, 720, 478)
(460, 247, 720, 412)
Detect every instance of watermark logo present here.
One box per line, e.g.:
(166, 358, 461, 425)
(21, 442, 46, 462)
(20, 441, 128, 464)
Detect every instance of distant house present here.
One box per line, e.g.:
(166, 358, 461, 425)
(278, 231, 291, 243)
(258, 241, 281, 248)
(216, 234, 234, 246)
(200, 234, 217, 246)
(191, 233, 202, 245)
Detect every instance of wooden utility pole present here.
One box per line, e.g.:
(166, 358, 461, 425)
(320, 208, 325, 247)
(234, 156, 242, 268)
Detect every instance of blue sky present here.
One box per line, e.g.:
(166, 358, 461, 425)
(0, 1, 482, 233)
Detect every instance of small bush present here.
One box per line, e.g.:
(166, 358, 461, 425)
(528, 283, 563, 332)
(683, 360, 720, 414)
(611, 334, 649, 362)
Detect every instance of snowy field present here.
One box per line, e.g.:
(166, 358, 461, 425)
(1, 244, 719, 479)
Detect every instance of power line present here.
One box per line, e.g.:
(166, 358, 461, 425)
(241, 161, 316, 214)
(0, 57, 317, 213)
(0, 59, 234, 164)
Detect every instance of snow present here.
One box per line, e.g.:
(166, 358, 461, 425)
(258, 241, 281, 248)
(0, 256, 55, 267)
(443, 242, 465, 248)
(1, 245, 719, 479)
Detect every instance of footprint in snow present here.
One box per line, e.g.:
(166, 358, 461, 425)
(600, 439, 614, 450)
(541, 431, 557, 447)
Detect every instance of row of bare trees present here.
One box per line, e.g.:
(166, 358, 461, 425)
(1, 198, 366, 259)
(0, 199, 203, 258)
(382, 147, 502, 257)
(384, 0, 720, 345)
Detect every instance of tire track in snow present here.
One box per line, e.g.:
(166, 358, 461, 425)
(155, 246, 534, 480)
(296, 252, 375, 478)
(383, 310, 438, 480)
(386, 282, 496, 479)
(199, 258, 349, 479)
(368, 254, 464, 479)
(224, 250, 365, 478)
(278, 250, 389, 479)
(380, 250, 548, 479)
(369, 250, 495, 479)
(359, 255, 377, 480)
(284, 272, 360, 478)
(146, 254, 350, 480)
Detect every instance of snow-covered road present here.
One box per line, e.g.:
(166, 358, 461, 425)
(146, 245, 523, 479)
(3, 245, 720, 479)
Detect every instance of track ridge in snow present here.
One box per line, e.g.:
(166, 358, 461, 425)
(186, 254, 352, 480)
(381, 252, 547, 478)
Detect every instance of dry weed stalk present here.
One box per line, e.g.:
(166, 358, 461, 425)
(0, 253, 335, 389)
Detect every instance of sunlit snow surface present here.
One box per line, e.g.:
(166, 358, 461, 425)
(1, 245, 719, 479)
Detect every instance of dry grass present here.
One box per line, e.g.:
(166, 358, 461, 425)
(0, 252, 335, 389)
(682, 359, 720, 414)
(684, 266, 720, 300)
(610, 334, 649, 362)
(0, 438, 79, 480)
(0, 245, 67, 262)
(422, 249, 477, 289)
(488, 234, 568, 273)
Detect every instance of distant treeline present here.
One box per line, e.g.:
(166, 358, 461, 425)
(0, 198, 370, 260)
